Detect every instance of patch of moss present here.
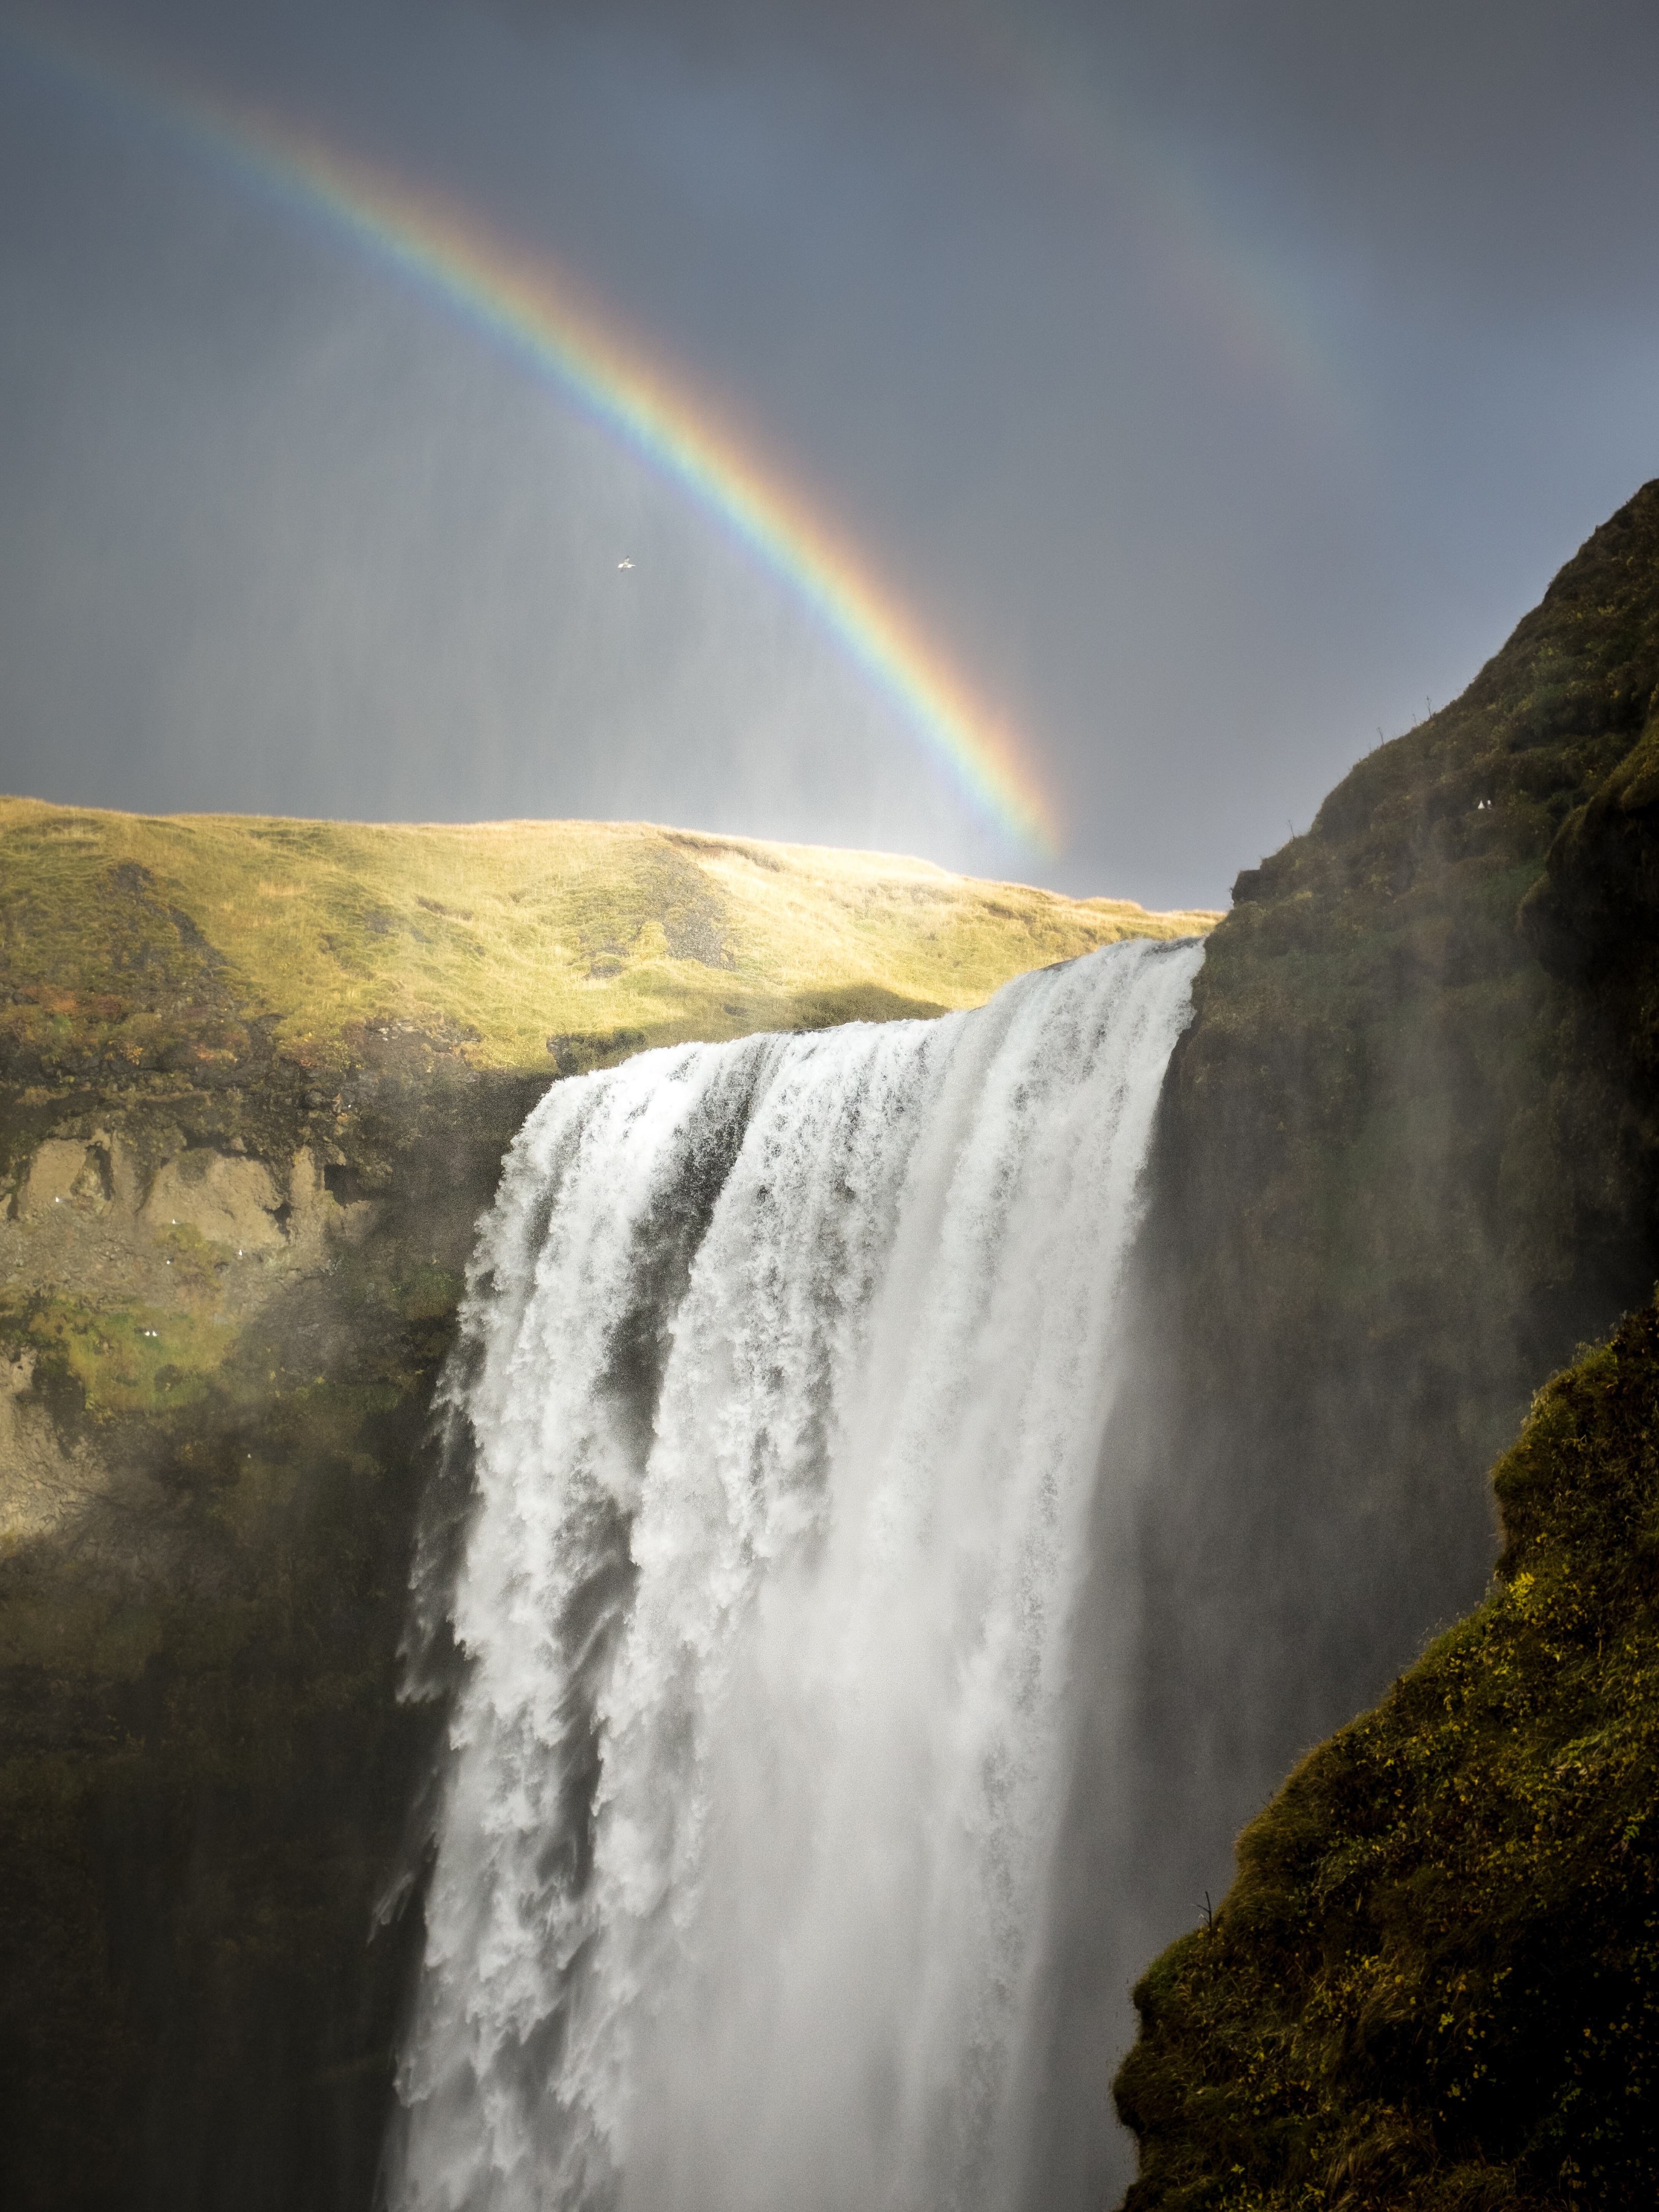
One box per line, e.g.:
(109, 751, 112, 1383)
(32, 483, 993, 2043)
(5, 1291, 239, 1421)
(1116, 1302, 1659, 2209)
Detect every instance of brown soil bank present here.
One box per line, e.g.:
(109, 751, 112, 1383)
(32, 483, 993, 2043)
(1090, 484, 1659, 2205)
(0, 816, 1205, 2212)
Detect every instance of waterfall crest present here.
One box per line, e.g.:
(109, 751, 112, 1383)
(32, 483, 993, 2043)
(389, 936, 1203, 2212)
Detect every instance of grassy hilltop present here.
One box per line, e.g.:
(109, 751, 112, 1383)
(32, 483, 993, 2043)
(0, 797, 1214, 1086)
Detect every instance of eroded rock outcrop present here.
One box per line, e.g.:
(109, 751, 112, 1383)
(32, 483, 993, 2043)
(0, 1043, 545, 2212)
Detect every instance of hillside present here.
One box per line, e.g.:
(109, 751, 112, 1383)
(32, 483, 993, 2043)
(1116, 1305, 1659, 2207)
(0, 798, 1211, 1087)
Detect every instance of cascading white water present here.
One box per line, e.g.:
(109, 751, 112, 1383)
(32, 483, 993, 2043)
(389, 935, 1203, 2212)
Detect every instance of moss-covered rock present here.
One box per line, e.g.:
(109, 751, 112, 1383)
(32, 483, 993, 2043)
(1115, 1302, 1659, 2209)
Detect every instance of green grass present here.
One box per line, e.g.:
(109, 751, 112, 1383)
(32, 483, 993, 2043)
(0, 798, 1217, 1079)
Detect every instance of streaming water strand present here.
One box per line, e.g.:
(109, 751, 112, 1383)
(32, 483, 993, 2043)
(389, 936, 1203, 2212)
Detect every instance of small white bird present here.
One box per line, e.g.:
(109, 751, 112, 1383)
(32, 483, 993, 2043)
(617, 557, 634, 570)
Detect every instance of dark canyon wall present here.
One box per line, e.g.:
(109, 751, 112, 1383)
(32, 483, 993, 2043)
(1139, 475, 1659, 1886)
(0, 1011, 544, 2211)
(1063, 481, 1659, 2200)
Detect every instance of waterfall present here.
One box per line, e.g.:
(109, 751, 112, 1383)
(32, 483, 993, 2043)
(388, 935, 1203, 2212)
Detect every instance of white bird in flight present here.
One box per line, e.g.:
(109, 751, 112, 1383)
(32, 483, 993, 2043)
(617, 557, 634, 570)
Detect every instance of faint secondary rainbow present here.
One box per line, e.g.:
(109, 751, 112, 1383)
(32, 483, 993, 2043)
(6, 24, 1058, 855)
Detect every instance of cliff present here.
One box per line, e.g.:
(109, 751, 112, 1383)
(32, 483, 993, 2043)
(1116, 1304, 1659, 2207)
(1086, 487, 1659, 2199)
(1022, 483, 1659, 2201)
(0, 805, 1210, 2212)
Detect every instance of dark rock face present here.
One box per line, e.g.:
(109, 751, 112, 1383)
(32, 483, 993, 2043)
(1143, 472, 1659, 1860)
(1076, 486, 1659, 2200)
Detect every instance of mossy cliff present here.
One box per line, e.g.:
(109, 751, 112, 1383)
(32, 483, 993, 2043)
(1076, 489, 1659, 2198)
(1128, 483, 1659, 1827)
(0, 807, 1207, 2212)
(1116, 1305, 1659, 2208)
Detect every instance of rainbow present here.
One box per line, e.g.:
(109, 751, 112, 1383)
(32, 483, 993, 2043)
(4, 23, 1059, 855)
(955, 0, 1347, 426)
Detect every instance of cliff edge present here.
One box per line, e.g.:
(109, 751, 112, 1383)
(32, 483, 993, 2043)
(1085, 486, 1659, 2205)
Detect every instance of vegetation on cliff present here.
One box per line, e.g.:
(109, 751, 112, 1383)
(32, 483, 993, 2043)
(1116, 1303, 1659, 2208)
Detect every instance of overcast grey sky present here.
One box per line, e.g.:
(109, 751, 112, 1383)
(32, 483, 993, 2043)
(1, 0, 1655, 906)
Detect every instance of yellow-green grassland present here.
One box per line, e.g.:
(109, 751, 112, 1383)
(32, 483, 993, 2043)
(0, 795, 1215, 1082)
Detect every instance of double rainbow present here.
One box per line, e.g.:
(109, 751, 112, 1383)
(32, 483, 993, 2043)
(7, 24, 1059, 854)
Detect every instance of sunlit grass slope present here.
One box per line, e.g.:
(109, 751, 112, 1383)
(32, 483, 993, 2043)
(0, 796, 1216, 1076)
